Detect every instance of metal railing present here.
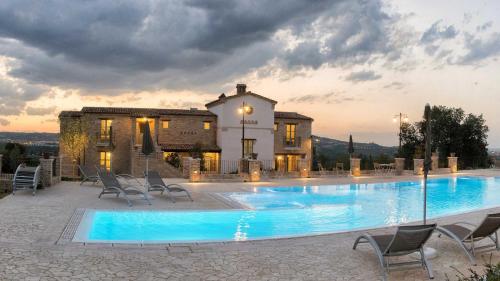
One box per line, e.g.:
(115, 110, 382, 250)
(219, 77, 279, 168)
(283, 136, 301, 148)
(201, 160, 240, 175)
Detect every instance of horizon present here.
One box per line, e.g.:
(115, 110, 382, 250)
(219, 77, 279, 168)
(1, 0, 500, 147)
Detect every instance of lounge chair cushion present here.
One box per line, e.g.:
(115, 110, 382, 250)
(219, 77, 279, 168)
(440, 224, 472, 240)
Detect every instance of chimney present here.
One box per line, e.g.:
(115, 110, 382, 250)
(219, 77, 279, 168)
(236, 84, 247, 95)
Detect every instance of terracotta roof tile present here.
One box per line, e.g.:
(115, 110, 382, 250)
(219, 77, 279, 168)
(274, 111, 313, 121)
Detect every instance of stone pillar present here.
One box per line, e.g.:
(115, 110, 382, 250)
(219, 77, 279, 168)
(448, 156, 458, 173)
(350, 158, 361, 177)
(40, 157, 55, 187)
(248, 160, 261, 182)
(394, 158, 405, 176)
(182, 157, 192, 178)
(299, 159, 310, 178)
(239, 159, 249, 174)
(431, 152, 439, 171)
(189, 158, 201, 182)
(414, 159, 424, 175)
(50, 156, 61, 185)
(0, 154, 2, 175)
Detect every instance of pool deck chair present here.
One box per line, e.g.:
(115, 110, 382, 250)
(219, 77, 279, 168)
(96, 168, 151, 207)
(78, 165, 99, 185)
(145, 170, 192, 203)
(436, 213, 500, 265)
(353, 224, 437, 281)
(12, 164, 41, 196)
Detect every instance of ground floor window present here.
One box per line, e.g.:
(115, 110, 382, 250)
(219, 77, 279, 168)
(275, 154, 301, 172)
(202, 152, 220, 172)
(99, 151, 111, 171)
(243, 139, 255, 157)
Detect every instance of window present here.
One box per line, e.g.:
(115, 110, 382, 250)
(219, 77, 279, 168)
(99, 119, 112, 142)
(136, 118, 155, 145)
(274, 123, 278, 131)
(162, 120, 169, 129)
(203, 121, 211, 130)
(99, 151, 111, 171)
(286, 124, 296, 144)
(243, 139, 255, 156)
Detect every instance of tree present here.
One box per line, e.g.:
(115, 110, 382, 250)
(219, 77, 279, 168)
(1, 143, 26, 173)
(59, 117, 91, 176)
(400, 106, 489, 169)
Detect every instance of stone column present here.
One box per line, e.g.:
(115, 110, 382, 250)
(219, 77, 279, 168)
(248, 160, 261, 182)
(189, 158, 201, 182)
(40, 157, 55, 187)
(298, 159, 310, 178)
(448, 156, 458, 173)
(350, 158, 361, 177)
(50, 156, 61, 185)
(414, 159, 424, 175)
(182, 157, 192, 179)
(431, 152, 439, 171)
(394, 158, 405, 176)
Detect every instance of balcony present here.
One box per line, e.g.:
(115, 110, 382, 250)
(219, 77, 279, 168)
(96, 132, 114, 148)
(283, 136, 301, 148)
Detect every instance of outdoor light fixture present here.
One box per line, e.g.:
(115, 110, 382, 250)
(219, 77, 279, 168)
(393, 112, 409, 153)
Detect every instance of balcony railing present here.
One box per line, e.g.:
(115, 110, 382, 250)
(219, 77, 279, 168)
(96, 132, 113, 147)
(283, 136, 301, 148)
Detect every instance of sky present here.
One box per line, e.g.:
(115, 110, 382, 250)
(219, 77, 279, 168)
(0, 0, 499, 146)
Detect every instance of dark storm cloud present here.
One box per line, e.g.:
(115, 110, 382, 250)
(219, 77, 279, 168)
(0, 0, 405, 93)
(345, 70, 382, 83)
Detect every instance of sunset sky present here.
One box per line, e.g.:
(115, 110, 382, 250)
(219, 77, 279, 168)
(0, 0, 499, 146)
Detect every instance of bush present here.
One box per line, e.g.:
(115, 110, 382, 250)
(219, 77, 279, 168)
(447, 255, 500, 281)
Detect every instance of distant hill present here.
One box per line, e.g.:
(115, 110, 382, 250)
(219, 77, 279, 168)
(314, 135, 397, 157)
(0, 132, 58, 144)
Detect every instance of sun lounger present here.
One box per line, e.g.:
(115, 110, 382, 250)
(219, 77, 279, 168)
(145, 170, 192, 203)
(96, 167, 151, 207)
(436, 213, 500, 265)
(78, 165, 99, 185)
(353, 224, 437, 280)
(12, 164, 41, 196)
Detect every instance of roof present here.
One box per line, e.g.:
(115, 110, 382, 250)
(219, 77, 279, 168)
(61, 107, 216, 117)
(205, 92, 277, 108)
(161, 143, 221, 152)
(274, 111, 313, 121)
(59, 111, 83, 118)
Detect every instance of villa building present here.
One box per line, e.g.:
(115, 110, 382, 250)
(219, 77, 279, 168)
(59, 84, 313, 177)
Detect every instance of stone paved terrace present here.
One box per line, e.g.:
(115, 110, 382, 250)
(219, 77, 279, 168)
(2, 170, 500, 280)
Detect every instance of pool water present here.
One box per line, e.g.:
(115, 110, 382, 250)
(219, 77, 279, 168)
(74, 177, 500, 243)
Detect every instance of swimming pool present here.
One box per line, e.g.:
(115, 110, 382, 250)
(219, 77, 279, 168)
(74, 177, 500, 243)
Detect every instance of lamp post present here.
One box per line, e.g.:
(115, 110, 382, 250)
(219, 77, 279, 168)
(238, 102, 251, 158)
(393, 113, 409, 153)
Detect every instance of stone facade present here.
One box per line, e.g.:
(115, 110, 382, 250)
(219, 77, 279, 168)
(274, 115, 313, 161)
(59, 84, 313, 178)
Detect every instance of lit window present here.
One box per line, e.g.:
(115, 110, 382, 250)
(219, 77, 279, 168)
(99, 151, 111, 171)
(243, 139, 255, 156)
(162, 120, 169, 129)
(203, 121, 211, 130)
(274, 123, 278, 131)
(100, 119, 112, 141)
(286, 124, 296, 144)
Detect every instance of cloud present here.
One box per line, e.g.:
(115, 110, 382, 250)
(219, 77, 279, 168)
(0, 71, 47, 116)
(457, 32, 500, 65)
(0, 0, 408, 93)
(286, 92, 358, 104)
(0, 117, 10, 126)
(476, 21, 493, 32)
(383, 82, 405, 90)
(345, 70, 382, 83)
(420, 20, 458, 44)
(25, 106, 57, 116)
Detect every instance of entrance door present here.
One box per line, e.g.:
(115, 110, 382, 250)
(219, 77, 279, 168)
(286, 155, 299, 172)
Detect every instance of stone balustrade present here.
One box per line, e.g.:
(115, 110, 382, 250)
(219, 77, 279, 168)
(414, 159, 424, 175)
(350, 158, 361, 177)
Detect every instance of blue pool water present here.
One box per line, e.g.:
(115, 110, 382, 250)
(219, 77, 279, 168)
(74, 177, 500, 243)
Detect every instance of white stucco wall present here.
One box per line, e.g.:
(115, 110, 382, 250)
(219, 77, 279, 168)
(207, 94, 275, 164)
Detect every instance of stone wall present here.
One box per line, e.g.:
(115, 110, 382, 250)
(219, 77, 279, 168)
(157, 114, 217, 147)
(274, 117, 313, 161)
(130, 147, 182, 178)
